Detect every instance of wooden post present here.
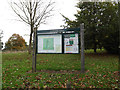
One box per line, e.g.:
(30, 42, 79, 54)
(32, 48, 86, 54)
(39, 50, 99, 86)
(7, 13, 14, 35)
(32, 29, 37, 72)
(35, 29, 37, 72)
(80, 23, 85, 73)
(66, 81, 71, 90)
(32, 31, 35, 72)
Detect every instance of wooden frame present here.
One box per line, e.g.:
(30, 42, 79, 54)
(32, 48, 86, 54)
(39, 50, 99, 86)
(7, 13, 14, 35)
(32, 24, 85, 73)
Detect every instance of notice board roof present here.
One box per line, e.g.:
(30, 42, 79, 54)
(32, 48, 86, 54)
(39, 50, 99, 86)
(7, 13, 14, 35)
(37, 28, 80, 34)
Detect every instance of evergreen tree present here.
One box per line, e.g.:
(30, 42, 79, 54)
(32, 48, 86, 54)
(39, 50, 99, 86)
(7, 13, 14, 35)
(62, 2, 118, 54)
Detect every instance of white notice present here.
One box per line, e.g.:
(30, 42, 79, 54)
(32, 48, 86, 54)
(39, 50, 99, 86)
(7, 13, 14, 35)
(64, 34, 79, 53)
(37, 34, 62, 53)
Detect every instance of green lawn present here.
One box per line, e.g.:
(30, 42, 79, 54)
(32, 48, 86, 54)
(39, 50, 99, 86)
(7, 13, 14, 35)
(2, 50, 119, 88)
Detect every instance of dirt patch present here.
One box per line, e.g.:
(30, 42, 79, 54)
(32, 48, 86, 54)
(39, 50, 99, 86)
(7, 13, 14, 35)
(27, 70, 88, 74)
(2, 51, 27, 54)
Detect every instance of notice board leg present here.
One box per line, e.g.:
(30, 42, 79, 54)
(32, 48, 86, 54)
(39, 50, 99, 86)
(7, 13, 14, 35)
(80, 23, 85, 73)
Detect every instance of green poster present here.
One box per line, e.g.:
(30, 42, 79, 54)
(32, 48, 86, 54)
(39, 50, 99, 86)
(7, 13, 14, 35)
(70, 34, 75, 37)
(43, 38, 54, 50)
(69, 40, 73, 45)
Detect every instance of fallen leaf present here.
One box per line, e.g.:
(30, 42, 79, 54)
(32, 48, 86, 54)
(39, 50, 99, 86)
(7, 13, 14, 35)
(103, 75, 106, 77)
(46, 80, 52, 83)
(82, 84, 85, 88)
(43, 85, 47, 88)
(35, 76, 40, 80)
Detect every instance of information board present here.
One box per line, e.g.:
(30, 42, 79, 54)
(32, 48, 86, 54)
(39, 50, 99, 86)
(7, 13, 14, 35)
(37, 34, 62, 53)
(64, 33, 79, 53)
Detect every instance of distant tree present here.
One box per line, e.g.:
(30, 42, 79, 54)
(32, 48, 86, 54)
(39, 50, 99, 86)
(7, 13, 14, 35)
(5, 34, 26, 51)
(10, 0, 54, 54)
(62, 1, 119, 54)
(0, 30, 3, 51)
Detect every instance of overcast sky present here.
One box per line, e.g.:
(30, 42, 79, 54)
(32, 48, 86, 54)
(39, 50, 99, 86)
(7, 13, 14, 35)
(0, 0, 78, 47)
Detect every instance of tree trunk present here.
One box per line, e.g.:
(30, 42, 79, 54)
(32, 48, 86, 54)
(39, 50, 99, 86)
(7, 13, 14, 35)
(29, 2, 33, 54)
(28, 31, 33, 54)
(93, 33, 97, 53)
(94, 41, 97, 53)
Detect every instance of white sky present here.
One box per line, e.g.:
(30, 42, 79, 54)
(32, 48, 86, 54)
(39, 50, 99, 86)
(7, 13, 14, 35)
(0, 0, 78, 47)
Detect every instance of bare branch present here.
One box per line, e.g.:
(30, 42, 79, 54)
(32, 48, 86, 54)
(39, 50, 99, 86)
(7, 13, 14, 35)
(11, 2, 30, 25)
(20, 1, 30, 24)
(35, 0, 55, 27)
(32, 2, 38, 22)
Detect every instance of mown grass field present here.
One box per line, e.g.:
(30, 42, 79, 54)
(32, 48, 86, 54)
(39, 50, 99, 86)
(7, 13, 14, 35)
(2, 50, 119, 89)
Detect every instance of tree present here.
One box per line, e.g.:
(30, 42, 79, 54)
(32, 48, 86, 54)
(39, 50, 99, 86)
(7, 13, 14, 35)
(118, 1, 120, 55)
(62, 1, 118, 54)
(0, 30, 3, 51)
(100, 2, 119, 54)
(5, 34, 26, 51)
(10, 0, 54, 54)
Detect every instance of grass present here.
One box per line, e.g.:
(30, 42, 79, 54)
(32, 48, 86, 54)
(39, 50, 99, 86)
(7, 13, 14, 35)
(2, 50, 119, 88)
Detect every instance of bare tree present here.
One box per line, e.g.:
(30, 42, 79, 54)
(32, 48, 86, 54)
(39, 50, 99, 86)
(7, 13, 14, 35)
(10, 0, 54, 54)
